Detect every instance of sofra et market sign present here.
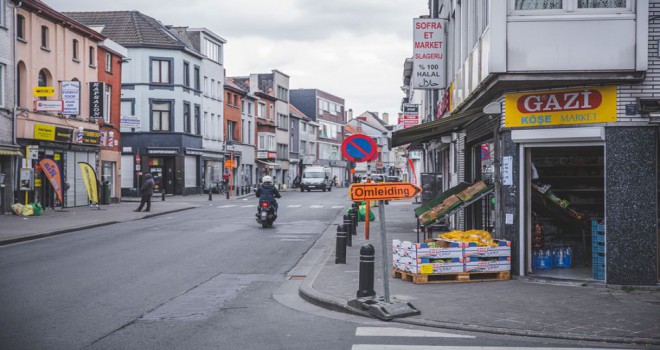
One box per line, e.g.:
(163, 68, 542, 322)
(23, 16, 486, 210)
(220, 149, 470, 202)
(504, 86, 617, 128)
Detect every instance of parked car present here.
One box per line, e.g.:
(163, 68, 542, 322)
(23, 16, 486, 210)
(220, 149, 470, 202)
(300, 166, 333, 192)
(386, 175, 402, 182)
(360, 174, 385, 183)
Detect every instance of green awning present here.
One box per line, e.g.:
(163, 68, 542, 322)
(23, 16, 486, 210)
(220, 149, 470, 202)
(0, 147, 23, 156)
(392, 108, 485, 147)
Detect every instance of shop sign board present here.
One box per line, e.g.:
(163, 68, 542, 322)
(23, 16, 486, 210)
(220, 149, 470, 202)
(27, 145, 39, 160)
(61, 81, 80, 115)
(411, 18, 447, 90)
(148, 148, 179, 155)
(81, 129, 101, 145)
(19, 168, 34, 190)
(33, 124, 73, 143)
(120, 115, 141, 128)
(400, 104, 420, 129)
(350, 182, 422, 201)
(504, 86, 617, 128)
(224, 159, 237, 168)
(89, 82, 105, 121)
(34, 100, 63, 112)
(33, 86, 55, 97)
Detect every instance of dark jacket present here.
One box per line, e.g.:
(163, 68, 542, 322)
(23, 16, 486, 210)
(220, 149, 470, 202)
(141, 174, 155, 196)
(256, 183, 281, 202)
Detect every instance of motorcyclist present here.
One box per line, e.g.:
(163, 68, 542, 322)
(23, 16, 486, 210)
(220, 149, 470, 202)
(256, 175, 281, 212)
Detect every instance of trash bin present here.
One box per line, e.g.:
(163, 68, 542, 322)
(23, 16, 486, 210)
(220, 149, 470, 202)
(102, 181, 111, 205)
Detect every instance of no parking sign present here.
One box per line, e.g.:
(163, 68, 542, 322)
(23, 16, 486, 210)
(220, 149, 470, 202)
(341, 134, 378, 163)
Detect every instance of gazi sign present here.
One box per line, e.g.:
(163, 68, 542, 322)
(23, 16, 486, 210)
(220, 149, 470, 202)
(504, 86, 616, 128)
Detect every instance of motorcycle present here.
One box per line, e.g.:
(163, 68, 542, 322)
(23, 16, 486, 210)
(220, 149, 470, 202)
(256, 200, 277, 228)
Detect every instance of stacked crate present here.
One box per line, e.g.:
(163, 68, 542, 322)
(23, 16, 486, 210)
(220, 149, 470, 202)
(392, 239, 464, 274)
(592, 220, 605, 280)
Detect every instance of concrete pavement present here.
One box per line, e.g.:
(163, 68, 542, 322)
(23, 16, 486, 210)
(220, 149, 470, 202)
(2, 188, 659, 346)
(298, 198, 660, 347)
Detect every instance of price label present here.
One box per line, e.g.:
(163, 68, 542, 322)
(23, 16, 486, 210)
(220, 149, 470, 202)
(420, 264, 433, 274)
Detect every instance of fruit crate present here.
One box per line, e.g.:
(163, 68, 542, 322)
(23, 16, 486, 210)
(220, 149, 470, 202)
(591, 219, 605, 233)
(592, 265, 605, 280)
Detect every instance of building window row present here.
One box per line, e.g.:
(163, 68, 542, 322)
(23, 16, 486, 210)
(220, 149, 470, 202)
(203, 38, 222, 63)
(318, 98, 343, 116)
(278, 113, 288, 130)
(277, 85, 289, 102)
(512, 0, 629, 12)
(258, 133, 276, 151)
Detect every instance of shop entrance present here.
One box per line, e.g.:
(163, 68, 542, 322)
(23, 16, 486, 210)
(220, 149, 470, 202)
(525, 145, 604, 281)
(148, 157, 174, 194)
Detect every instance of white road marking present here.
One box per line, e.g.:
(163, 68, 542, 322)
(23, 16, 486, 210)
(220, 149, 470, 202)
(287, 205, 302, 208)
(355, 327, 474, 339)
(310, 205, 324, 208)
(241, 205, 254, 208)
(332, 205, 345, 209)
(218, 205, 236, 208)
(280, 239, 308, 242)
(352, 347, 621, 350)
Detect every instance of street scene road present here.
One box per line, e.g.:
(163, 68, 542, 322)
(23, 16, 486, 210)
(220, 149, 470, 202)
(0, 189, 652, 349)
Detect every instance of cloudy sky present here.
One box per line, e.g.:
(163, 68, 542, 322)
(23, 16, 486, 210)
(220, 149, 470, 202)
(47, 0, 428, 123)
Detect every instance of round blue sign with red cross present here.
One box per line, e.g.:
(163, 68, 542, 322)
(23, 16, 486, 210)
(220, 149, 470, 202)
(341, 134, 378, 163)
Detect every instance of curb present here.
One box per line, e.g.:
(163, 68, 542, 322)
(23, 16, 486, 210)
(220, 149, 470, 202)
(297, 213, 660, 347)
(0, 206, 197, 246)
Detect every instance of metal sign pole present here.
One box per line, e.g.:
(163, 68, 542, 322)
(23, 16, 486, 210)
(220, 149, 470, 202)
(378, 200, 390, 303)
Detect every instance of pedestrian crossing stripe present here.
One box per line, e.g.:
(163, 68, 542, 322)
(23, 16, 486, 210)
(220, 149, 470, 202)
(241, 205, 253, 208)
(310, 205, 324, 208)
(352, 347, 620, 350)
(355, 327, 474, 339)
(331, 205, 345, 209)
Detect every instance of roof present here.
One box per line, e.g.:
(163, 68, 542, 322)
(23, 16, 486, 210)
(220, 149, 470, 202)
(19, 0, 105, 41)
(344, 125, 360, 135)
(62, 11, 202, 56)
(225, 78, 247, 95)
(289, 105, 310, 121)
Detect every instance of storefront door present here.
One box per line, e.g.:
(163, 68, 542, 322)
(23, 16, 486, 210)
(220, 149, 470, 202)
(522, 144, 605, 281)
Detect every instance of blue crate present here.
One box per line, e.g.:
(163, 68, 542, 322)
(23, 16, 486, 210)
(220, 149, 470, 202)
(592, 241, 605, 254)
(593, 265, 605, 280)
(592, 231, 605, 243)
(591, 220, 605, 233)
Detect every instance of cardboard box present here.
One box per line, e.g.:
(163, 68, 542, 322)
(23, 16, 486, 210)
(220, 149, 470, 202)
(419, 262, 464, 274)
(464, 258, 511, 273)
(463, 239, 511, 258)
(419, 195, 462, 224)
(423, 239, 465, 259)
(457, 181, 488, 201)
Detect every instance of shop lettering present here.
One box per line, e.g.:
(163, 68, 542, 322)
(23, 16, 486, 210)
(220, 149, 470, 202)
(560, 113, 598, 123)
(517, 90, 602, 114)
(415, 41, 443, 49)
(354, 187, 411, 198)
(519, 115, 551, 125)
(415, 21, 443, 30)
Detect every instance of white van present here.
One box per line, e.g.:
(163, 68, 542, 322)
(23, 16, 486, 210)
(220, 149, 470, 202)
(301, 166, 332, 192)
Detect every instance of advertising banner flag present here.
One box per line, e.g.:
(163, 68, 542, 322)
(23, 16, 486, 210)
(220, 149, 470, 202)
(39, 159, 63, 203)
(78, 162, 99, 206)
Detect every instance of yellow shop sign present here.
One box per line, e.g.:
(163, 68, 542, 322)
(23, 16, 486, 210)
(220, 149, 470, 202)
(34, 124, 56, 141)
(504, 86, 617, 128)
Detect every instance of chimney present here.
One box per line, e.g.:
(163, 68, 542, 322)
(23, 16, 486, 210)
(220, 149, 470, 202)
(382, 112, 390, 124)
(348, 109, 353, 119)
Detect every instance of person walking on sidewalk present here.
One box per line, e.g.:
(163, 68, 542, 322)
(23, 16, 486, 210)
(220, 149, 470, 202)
(134, 173, 155, 212)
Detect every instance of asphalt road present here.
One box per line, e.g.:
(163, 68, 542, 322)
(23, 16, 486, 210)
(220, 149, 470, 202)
(0, 188, 636, 350)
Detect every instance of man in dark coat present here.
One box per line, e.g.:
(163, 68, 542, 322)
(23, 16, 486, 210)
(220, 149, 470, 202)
(134, 173, 155, 212)
(255, 175, 281, 211)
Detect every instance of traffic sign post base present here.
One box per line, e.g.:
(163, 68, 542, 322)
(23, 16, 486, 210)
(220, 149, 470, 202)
(348, 296, 420, 321)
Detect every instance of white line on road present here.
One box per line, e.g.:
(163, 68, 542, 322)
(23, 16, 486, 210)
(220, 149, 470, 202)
(355, 327, 474, 339)
(287, 205, 302, 208)
(332, 205, 345, 209)
(280, 239, 308, 242)
(218, 205, 236, 208)
(241, 205, 254, 208)
(310, 205, 324, 208)
(352, 346, 622, 350)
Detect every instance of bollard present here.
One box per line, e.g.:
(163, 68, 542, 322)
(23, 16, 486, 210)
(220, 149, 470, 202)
(343, 214, 353, 247)
(162, 189, 165, 201)
(350, 208, 358, 235)
(236, 187, 240, 197)
(351, 202, 360, 228)
(357, 244, 376, 298)
(208, 188, 212, 201)
(226, 190, 230, 200)
(335, 224, 347, 264)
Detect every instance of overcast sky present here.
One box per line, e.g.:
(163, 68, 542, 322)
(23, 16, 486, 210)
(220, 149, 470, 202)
(46, 0, 428, 123)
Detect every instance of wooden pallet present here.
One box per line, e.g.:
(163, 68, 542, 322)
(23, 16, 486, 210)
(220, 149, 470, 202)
(392, 268, 510, 284)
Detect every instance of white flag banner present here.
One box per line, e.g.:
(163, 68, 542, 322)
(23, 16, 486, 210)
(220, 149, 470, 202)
(411, 18, 447, 90)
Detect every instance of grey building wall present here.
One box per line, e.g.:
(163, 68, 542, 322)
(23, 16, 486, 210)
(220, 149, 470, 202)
(290, 89, 317, 122)
(0, 0, 15, 145)
(605, 127, 658, 285)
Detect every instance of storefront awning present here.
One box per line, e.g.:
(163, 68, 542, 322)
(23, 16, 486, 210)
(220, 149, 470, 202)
(0, 147, 23, 156)
(257, 160, 278, 167)
(415, 181, 494, 227)
(392, 107, 485, 147)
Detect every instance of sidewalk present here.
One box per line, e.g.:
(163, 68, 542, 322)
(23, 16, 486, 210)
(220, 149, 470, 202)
(299, 200, 660, 346)
(0, 192, 253, 245)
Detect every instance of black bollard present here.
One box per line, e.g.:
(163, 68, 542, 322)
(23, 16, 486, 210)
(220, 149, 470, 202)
(351, 202, 360, 228)
(343, 214, 353, 247)
(357, 244, 376, 298)
(236, 187, 240, 197)
(335, 224, 347, 264)
(162, 189, 165, 201)
(350, 208, 358, 235)
(226, 190, 230, 200)
(208, 188, 212, 201)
